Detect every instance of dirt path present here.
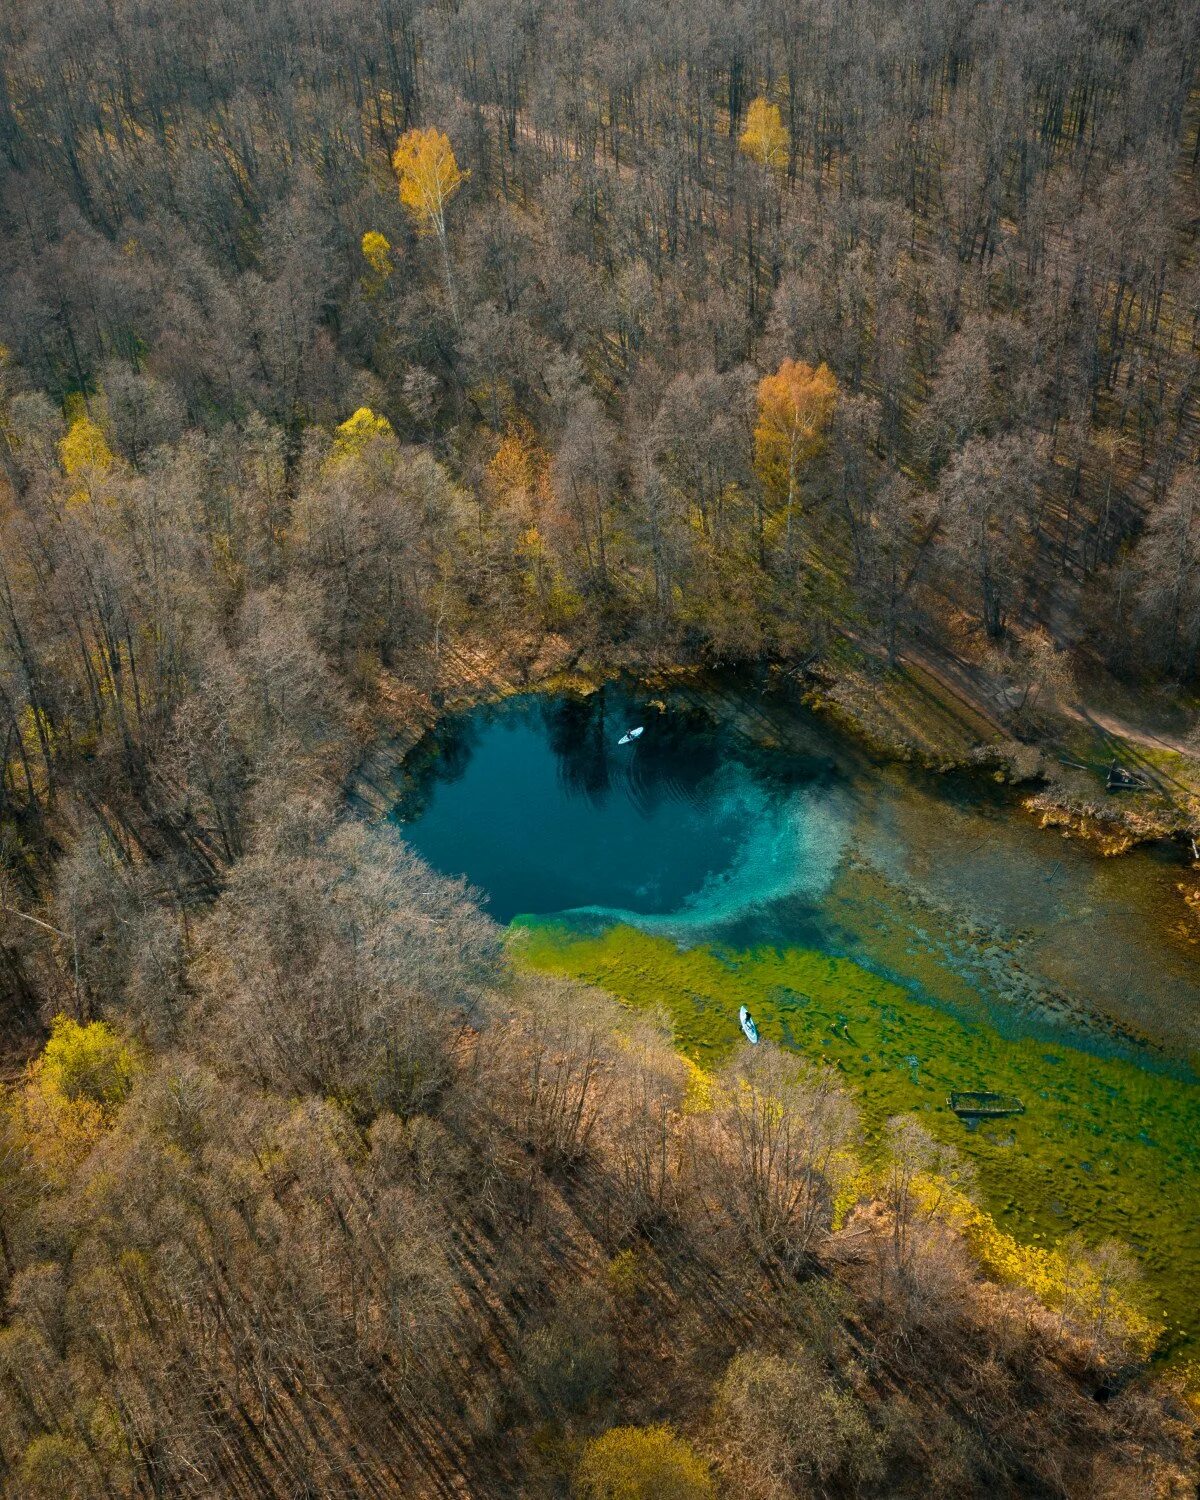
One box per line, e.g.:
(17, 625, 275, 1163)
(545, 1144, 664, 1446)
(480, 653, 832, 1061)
(1057, 702, 1194, 757)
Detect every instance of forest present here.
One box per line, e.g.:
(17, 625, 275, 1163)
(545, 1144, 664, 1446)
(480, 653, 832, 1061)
(1, 0, 1199, 1491)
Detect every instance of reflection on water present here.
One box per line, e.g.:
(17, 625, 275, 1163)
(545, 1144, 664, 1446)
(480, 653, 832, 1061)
(391, 676, 1200, 1356)
(395, 687, 846, 930)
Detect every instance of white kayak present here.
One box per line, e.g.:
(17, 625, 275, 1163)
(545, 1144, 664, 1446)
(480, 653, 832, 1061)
(739, 1006, 759, 1045)
(617, 726, 644, 746)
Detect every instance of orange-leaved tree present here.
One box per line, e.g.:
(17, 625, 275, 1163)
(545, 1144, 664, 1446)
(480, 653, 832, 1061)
(754, 359, 837, 564)
(393, 127, 467, 326)
(739, 98, 788, 172)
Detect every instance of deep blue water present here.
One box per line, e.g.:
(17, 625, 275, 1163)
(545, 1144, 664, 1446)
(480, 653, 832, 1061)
(393, 683, 849, 931)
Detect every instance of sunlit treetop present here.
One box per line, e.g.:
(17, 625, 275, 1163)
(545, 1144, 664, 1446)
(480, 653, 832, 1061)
(40, 1013, 140, 1113)
(575, 1424, 714, 1499)
(739, 98, 788, 172)
(486, 420, 548, 507)
(10, 1015, 142, 1187)
(392, 128, 466, 236)
(332, 406, 395, 461)
(59, 413, 114, 503)
(59, 414, 112, 474)
(754, 359, 838, 473)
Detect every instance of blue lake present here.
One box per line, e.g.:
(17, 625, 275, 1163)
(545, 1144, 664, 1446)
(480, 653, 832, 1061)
(395, 685, 848, 934)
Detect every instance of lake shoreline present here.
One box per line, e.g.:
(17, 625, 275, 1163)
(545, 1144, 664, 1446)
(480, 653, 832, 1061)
(383, 660, 1197, 1056)
(513, 917, 1197, 1364)
(351, 632, 1198, 887)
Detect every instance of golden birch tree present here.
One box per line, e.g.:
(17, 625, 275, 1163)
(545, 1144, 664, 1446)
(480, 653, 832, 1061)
(392, 128, 467, 326)
(739, 98, 788, 172)
(754, 359, 837, 564)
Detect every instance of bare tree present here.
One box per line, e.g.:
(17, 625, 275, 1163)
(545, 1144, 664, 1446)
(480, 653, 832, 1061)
(689, 1045, 858, 1272)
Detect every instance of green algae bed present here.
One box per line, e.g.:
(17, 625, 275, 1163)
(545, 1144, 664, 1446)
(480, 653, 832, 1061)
(512, 918, 1200, 1361)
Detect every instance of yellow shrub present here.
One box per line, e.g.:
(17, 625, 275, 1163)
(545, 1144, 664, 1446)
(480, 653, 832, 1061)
(679, 1056, 713, 1115)
(361, 230, 393, 278)
(930, 1177, 1161, 1358)
(831, 1160, 877, 1231)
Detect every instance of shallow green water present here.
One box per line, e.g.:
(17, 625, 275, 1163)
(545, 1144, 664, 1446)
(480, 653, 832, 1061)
(392, 677, 1200, 1357)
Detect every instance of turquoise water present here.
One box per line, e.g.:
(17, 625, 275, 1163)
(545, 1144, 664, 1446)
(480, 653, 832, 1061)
(396, 687, 851, 932)
(393, 681, 1198, 1060)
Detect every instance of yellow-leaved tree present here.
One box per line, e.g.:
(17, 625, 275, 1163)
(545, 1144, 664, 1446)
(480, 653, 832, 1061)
(739, 98, 788, 172)
(754, 359, 837, 563)
(331, 406, 395, 462)
(393, 127, 466, 325)
(575, 1425, 714, 1500)
(10, 1015, 141, 1186)
(360, 230, 393, 283)
(59, 413, 115, 505)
